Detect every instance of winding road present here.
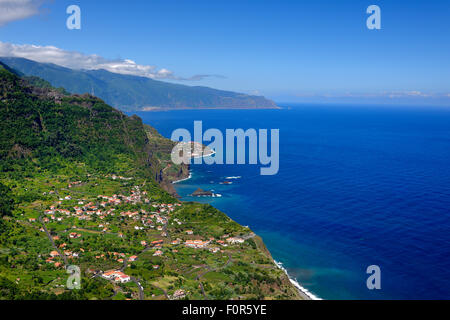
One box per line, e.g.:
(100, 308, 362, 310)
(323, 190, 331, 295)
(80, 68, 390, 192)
(196, 252, 233, 300)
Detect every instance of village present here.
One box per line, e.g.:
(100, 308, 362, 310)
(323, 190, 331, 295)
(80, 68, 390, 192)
(27, 174, 252, 300)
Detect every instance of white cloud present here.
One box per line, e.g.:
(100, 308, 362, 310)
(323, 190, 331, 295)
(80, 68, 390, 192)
(293, 91, 449, 99)
(0, 41, 223, 81)
(0, 0, 45, 26)
(386, 91, 433, 99)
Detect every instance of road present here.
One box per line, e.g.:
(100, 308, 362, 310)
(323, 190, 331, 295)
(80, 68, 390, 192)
(130, 276, 144, 300)
(39, 216, 68, 266)
(196, 252, 233, 300)
(152, 283, 170, 300)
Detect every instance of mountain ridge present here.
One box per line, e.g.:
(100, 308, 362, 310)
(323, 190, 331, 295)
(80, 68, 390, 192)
(0, 57, 279, 112)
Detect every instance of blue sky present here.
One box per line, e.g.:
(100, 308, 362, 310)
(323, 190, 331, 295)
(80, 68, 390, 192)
(0, 0, 449, 105)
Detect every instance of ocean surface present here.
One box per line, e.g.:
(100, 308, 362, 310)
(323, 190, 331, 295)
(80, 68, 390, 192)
(134, 104, 450, 300)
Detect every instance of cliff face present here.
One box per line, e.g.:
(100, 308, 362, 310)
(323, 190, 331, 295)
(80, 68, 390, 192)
(158, 163, 190, 196)
(142, 124, 190, 195)
(0, 64, 182, 195)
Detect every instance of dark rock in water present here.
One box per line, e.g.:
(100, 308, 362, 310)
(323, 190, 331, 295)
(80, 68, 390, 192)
(191, 188, 214, 197)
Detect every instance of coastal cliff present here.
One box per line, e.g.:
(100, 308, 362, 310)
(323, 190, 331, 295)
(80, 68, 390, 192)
(0, 63, 304, 300)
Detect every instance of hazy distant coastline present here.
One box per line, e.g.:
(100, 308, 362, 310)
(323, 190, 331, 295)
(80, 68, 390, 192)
(142, 105, 282, 111)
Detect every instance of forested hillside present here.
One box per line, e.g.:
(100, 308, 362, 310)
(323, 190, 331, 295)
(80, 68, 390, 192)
(0, 57, 279, 111)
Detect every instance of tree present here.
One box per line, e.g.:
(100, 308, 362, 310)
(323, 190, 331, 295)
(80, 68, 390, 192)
(0, 182, 15, 217)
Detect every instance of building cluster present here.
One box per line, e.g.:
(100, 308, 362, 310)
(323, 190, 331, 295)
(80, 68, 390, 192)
(102, 270, 131, 283)
(108, 174, 133, 181)
(37, 181, 249, 300)
(39, 186, 182, 236)
(68, 181, 82, 188)
(184, 239, 210, 249)
(172, 289, 187, 300)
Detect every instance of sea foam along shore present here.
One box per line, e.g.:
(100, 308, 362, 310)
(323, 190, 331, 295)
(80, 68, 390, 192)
(172, 149, 216, 184)
(172, 172, 192, 184)
(274, 260, 322, 300)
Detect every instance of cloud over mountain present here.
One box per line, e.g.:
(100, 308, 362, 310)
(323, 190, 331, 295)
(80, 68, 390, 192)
(0, 41, 223, 81)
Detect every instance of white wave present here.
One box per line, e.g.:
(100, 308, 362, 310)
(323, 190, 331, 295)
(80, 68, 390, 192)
(274, 260, 322, 300)
(192, 150, 216, 159)
(172, 172, 192, 184)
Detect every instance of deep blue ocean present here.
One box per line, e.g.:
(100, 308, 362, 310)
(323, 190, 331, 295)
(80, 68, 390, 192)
(133, 104, 450, 300)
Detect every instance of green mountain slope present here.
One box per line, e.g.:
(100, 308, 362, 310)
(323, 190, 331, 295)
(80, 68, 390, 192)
(0, 64, 303, 301)
(0, 65, 145, 174)
(0, 61, 188, 194)
(0, 57, 279, 112)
